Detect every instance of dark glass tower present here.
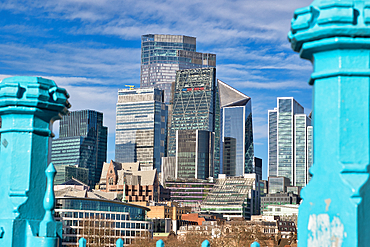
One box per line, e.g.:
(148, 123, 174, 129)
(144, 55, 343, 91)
(51, 110, 108, 186)
(167, 68, 217, 179)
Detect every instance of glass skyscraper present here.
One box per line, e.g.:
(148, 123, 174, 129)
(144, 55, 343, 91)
(51, 110, 108, 186)
(115, 88, 167, 171)
(167, 68, 218, 179)
(218, 80, 254, 177)
(140, 34, 216, 103)
(268, 97, 312, 187)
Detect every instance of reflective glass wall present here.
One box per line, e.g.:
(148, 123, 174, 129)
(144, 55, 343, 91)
(115, 88, 167, 171)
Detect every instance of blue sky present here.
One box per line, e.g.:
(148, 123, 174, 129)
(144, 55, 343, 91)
(0, 0, 314, 179)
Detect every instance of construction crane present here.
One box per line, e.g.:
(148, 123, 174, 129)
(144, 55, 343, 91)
(125, 85, 135, 90)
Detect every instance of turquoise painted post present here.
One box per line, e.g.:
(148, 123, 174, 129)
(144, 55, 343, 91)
(156, 239, 165, 247)
(78, 237, 86, 247)
(116, 238, 124, 247)
(0, 76, 70, 247)
(289, 1, 370, 246)
(250, 241, 260, 247)
(201, 239, 210, 247)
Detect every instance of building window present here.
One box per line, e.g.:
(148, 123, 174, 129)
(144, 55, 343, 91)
(109, 178, 114, 185)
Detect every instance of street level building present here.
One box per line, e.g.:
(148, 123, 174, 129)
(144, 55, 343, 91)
(115, 88, 167, 171)
(268, 97, 312, 187)
(51, 110, 108, 186)
(55, 188, 152, 246)
(140, 34, 216, 104)
(261, 204, 299, 225)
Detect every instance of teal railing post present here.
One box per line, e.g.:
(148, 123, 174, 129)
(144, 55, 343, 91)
(0, 76, 70, 247)
(250, 241, 260, 247)
(78, 237, 86, 247)
(201, 239, 210, 247)
(156, 239, 165, 247)
(289, 1, 370, 246)
(116, 238, 124, 247)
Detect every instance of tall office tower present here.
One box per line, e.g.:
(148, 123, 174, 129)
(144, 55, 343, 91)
(167, 68, 218, 179)
(51, 110, 108, 186)
(115, 88, 167, 171)
(218, 80, 254, 177)
(268, 97, 312, 187)
(140, 34, 216, 103)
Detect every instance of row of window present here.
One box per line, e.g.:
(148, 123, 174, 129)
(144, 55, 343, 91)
(62, 220, 149, 230)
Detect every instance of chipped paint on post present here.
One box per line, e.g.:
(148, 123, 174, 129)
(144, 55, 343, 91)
(308, 214, 344, 247)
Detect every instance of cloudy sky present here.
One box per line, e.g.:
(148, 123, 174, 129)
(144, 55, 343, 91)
(0, 0, 314, 179)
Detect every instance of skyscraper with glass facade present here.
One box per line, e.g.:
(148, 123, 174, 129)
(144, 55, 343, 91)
(218, 80, 254, 177)
(268, 97, 312, 187)
(167, 68, 218, 179)
(115, 88, 167, 171)
(140, 34, 216, 103)
(51, 110, 108, 186)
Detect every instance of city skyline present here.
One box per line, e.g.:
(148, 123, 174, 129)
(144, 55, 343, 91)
(0, 0, 314, 179)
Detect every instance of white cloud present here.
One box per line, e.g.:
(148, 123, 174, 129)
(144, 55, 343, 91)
(1, 0, 313, 44)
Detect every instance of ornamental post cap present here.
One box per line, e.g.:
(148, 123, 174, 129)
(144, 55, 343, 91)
(0, 76, 70, 116)
(289, 0, 370, 53)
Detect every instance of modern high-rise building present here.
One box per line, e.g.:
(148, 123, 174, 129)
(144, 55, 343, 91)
(218, 80, 254, 177)
(115, 88, 167, 171)
(268, 97, 312, 187)
(51, 110, 108, 186)
(140, 34, 216, 104)
(167, 68, 218, 179)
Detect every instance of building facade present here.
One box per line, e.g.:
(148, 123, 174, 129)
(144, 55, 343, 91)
(140, 34, 216, 104)
(98, 161, 168, 203)
(167, 68, 218, 178)
(268, 97, 312, 187)
(261, 192, 300, 212)
(115, 88, 167, 171)
(165, 178, 215, 212)
(200, 174, 260, 220)
(218, 80, 255, 177)
(175, 129, 214, 179)
(55, 197, 152, 246)
(51, 110, 108, 186)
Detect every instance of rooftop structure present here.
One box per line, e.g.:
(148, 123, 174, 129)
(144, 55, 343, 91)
(200, 174, 259, 220)
(140, 34, 216, 104)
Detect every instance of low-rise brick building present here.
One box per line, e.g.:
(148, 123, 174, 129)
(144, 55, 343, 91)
(98, 160, 170, 202)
